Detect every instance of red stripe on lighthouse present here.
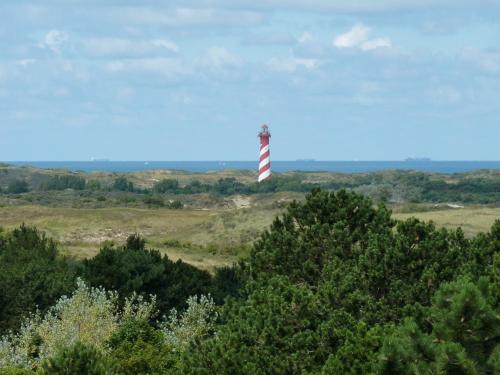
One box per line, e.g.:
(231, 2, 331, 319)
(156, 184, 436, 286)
(259, 150, 270, 162)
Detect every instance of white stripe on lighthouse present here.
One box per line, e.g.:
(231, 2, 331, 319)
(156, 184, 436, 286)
(260, 145, 269, 156)
(259, 157, 270, 170)
(258, 168, 271, 182)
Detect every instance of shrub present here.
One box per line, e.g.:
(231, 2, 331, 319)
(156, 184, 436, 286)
(152, 179, 179, 194)
(0, 279, 155, 369)
(83, 235, 214, 316)
(112, 177, 134, 192)
(41, 342, 115, 375)
(7, 180, 29, 194)
(0, 225, 75, 333)
(168, 200, 183, 209)
(108, 319, 171, 374)
(40, 175, 86, 191)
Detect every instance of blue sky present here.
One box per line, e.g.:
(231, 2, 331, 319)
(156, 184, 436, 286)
(1, 1, 500, 161)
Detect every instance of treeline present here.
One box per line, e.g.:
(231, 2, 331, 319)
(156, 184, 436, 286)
(0, 189, 498, 373)
(4, 170, 500, 204)
(0, 175, 314, 195)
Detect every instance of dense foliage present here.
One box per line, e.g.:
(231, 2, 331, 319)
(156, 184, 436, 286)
(6, 180, 29, 194)
(183, 189, 499, 374)
(0, 189, 498, 374)
(40, 175, 86, 191)
(0, 226, 75, 333)
(41, 342, 115, 375)
(82, 234, 214, 316)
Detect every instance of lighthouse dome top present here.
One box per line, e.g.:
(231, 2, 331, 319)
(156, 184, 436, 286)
(258, 124, 271, 137)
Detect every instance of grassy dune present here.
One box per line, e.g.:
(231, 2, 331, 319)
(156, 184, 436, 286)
(393, 206, 500, 237)
(1, 201, 499, 269)
(0, 204, 281, 269)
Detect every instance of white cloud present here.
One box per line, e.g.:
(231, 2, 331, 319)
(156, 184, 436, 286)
(334, 24, 370, 48)
(245, 32, 295, 46)
(294, 31, 327, 58)
(38, 30, 68, 54)
(114, 7, 264, 27)
(334, 24, 391, 51)
(360, 37, 392, 51)
(430, 86, 462, 104)
(151, 39, 179, 53)
(298, 32, 315, 44)
(267, 57, 320, 72)
(16, 59, 36, 67)
(83, 38, 179, 57)
(462, 48, 500, 73)
(106, 58, 189, 78)
(176, 0, 497, 14)
(201, 47, 241, 68)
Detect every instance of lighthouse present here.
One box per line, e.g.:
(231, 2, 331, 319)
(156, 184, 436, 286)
(258, 124, 271, 182)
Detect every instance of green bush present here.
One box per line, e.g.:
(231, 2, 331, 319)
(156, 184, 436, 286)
(378, 277, 499, 374)
(182, 189, 498, 374)
(168, 200, 183, 209)
(152, 179, 179, 194)
(7, 180, 29, 194)
(41, 342, 115, 375)
(143, 195, 164, 207)
(40, 175, 86, 191)
(83, 234, 214, 316)
(108, 319, 171, 374)
(112, 176, 134, 192)
(0, 225, 75, 333)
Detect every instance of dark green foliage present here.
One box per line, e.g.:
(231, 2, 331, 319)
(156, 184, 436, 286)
(41, 342, 115, 375)
(143, 195, 164, 207)
(152, 179, 179, 194)
(86, 179, 101, 191)
(112, 176, 134, 192)
(40, 175, 86, 191)
(168, 200, 184, 209)
(83, 234, 214, 315)
(182, 277, 325, 375)
(211, 265, 244, 304)
(182, 189, 499, 374)
(108, 319, 172, 374)
(378, 277, 499, 374)
(0, 225, 75, 333)
(250, 189, 394, 285)
(126, 233, 146, 251)
(7, 179, 29, 194)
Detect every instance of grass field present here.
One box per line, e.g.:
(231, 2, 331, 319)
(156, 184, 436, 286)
(393, 206, 500, 237)
(1, 202, 498, 269)
(0, 203, 281, 269)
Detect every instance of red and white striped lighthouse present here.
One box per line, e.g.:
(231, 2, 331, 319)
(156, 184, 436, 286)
(258, 124, 271, 182)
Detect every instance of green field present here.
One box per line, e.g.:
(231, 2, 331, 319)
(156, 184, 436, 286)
(393, 206, 500, 237)
(1, 202, 498, 270)
(0, 203, 281, 269)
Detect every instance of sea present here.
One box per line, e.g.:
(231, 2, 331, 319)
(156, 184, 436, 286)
(5, 161, 500, 174)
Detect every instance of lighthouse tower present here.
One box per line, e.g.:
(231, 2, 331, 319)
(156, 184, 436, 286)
(258, 124, 271, 182)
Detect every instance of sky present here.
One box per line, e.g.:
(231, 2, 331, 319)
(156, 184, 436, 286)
(1, 1, 500, 161)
